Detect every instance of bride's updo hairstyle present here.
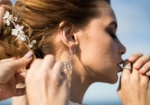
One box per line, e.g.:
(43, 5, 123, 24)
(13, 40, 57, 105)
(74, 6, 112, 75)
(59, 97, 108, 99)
(0, 0, 110, 59)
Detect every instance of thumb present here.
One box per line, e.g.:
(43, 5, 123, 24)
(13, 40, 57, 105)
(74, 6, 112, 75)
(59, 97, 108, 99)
(11, 51, 33, 72)
(117, 60, 132, 92)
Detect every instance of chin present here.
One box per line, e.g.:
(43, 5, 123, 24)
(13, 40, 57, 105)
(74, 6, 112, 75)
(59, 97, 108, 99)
(108, 75, 118, 84)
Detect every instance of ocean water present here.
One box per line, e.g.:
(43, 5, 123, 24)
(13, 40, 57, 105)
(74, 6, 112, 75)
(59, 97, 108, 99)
(84, 101, 122, 105)
(0, 98, 122, 105)
(0, 99, 11, 105)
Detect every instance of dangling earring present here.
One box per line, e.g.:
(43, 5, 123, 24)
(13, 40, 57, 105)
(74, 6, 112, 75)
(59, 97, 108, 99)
(63, 49, 76, 75)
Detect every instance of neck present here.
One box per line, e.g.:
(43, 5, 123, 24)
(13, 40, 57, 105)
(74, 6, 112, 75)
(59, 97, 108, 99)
(58, 52, 94, 104)
(70, 71, 93, 104)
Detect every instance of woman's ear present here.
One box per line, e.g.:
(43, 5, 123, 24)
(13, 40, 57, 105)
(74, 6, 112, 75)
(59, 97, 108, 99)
(58, 21, 78, 52)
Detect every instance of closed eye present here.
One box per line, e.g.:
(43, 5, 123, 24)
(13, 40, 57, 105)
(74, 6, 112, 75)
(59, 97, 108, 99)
(105, 27, 118, 39)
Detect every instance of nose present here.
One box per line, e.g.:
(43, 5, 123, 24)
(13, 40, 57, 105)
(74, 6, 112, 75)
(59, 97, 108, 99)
(118, 40, 126, 55)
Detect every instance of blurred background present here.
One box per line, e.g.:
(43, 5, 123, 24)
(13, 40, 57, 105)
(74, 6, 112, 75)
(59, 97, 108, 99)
(0, 0, 150, 105)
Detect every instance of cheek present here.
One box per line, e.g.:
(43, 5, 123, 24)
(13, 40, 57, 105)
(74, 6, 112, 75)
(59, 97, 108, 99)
(80, 38, 110, 73)
(80, 38, 118, 82)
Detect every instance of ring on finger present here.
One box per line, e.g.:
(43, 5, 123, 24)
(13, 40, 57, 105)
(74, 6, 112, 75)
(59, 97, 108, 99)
(123, 66, 132, 70)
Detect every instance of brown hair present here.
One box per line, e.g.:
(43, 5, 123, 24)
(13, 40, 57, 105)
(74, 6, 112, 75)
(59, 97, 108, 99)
(0, 0, 110, 60)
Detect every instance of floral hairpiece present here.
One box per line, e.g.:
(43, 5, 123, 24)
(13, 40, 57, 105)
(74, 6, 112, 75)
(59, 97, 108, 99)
(3, 11, 36, 48)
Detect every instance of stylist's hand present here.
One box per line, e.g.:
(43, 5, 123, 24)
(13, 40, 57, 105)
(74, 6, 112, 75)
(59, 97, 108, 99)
(0, 51, 33, 100)
(0, 0, 12, 24)
(117, 60, 150, 105)
(26, 55, 69, 105)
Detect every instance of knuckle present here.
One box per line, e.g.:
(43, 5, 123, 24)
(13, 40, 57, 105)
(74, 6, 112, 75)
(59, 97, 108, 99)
(51, 73, 60, 85)
(143, 65, 150, 70)
(133, 61, 141, 68)
(146, 71, 150, 76)
(45, 55, 55, 61)
(31, 59, 42, 67)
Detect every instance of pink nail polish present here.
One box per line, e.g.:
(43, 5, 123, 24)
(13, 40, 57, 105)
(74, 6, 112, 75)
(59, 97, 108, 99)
(24, 51, 33, 58)
(134, 63, 140, 69)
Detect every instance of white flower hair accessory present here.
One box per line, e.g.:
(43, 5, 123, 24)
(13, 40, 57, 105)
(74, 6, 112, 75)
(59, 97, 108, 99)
(3, 11, 36, 48)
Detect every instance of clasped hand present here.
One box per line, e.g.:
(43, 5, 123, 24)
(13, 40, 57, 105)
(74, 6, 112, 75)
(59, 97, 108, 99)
(118, 53, 150, 105)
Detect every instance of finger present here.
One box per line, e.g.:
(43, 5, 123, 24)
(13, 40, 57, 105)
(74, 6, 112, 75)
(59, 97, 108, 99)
(139, 61, 150, 74)
(122, 60, 132, 77)
(133, 55, 150, 70)
(52, 61, 64, 75)
(128, 53, 143, 62)
(131, 66, 141, 82)
(29, 59, 42, 71)
(0, 57, 16, 63)
(26, 59, 42, 81)
(11, 51, 33, 71)
(146, 71, 150, 76)
(40, 55, 56, 72)
(53, 61, 66, 80)
(140, 74, 149, 89)
(49, 61, 65, 87)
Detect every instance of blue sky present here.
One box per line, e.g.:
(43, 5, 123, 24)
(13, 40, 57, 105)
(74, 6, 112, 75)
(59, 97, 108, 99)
(84, 0, 150, 104)
(9, 0, 150, 105)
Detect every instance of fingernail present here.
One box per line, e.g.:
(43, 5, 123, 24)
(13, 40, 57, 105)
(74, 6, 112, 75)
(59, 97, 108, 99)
(133, 63, 140, 69)
(24, 51, 33, 58)
(129, 56, 134, 61)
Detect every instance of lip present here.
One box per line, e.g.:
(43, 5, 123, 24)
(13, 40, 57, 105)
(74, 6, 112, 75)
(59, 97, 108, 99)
(117, 60, 124, 72)
(117, 65, 123, 72)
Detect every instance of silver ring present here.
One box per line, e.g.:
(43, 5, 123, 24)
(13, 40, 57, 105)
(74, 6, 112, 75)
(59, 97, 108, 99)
(123, 66, 132, 70)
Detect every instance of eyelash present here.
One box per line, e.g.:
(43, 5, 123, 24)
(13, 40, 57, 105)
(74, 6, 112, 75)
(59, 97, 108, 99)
(107, 29, 118, 39)
(109, 32, 117, 39)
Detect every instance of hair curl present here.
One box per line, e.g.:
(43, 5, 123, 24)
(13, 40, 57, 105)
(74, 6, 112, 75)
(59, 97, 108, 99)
(0, 0, 110, 60)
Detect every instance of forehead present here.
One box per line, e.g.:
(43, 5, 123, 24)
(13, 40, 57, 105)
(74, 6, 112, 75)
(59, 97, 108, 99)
(97, 2, 117, 27)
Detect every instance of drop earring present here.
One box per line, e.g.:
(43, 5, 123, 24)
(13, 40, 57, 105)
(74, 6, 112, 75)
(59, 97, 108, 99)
(63, 49, 76, 75)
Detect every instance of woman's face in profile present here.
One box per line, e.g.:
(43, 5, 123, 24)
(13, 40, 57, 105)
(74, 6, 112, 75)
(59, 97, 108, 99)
(75, 5, 126, 83)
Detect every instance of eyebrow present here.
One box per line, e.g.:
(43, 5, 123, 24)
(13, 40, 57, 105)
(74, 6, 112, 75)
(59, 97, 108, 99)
(109, 21, 118, 29)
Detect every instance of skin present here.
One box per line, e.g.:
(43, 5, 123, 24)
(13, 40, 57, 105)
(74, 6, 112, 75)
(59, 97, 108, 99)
(129, 53, 150, 75)
(26, 55, 69, 105)
(58, 3, 126, 103)
(0, 51, 33, 100)
(118, 60, 150, 105)
(0, 1, 150, 105)
(57, 2, 150, 104)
